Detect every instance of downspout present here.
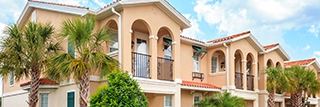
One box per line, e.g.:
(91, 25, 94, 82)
(223, 43, 229, 92)
(111, 7, 122, 68)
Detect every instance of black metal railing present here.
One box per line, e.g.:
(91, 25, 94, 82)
(235, 72, 243, 89)
(132, 52, 151, 78)
(192, 72, 204, 82)
(157, 57, 174, 81)
(247, 75, 254, 91)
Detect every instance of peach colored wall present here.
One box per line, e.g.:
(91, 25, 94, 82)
(246, 100, 254, 107)
(229, 39, 258, 90)
(146, 94, 165, 107)
(206, 46, 227, 87)
(179, 43, 198, 81)
(258, 50, 285, 90)
(181, 90, 194, 107)
(121, 4, 182, 80)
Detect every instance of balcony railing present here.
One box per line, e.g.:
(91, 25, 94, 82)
(132, 52, 151, 78)
(247, 74, 254, 91)
(157, 57, 174, 81)
(235, 72, 243, 89)
(192, 72, 204, 82)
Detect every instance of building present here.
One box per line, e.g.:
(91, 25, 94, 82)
(2, 0, 320, 107)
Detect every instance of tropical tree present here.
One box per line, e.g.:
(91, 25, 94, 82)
(285, 65, 320, 107)
(45, 16, 119, 107)
(265, 67, 287, 107)
(90, 70, 148, 107)
(194, 91, 246, 107)
(0, 22, 58, 107)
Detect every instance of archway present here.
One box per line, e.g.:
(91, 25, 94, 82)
(211, 50, 226, 73)
(234, 49, 244, 89)
(105, 20, 118, 53)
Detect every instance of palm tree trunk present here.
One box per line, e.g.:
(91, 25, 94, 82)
(29, 64, 40, 107)
(79, 71, 90, 107)
(267, 90, 275, 107)
(291, 90, 302, 107)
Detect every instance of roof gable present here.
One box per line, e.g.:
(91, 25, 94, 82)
(284, 58, 316, 67)
(260, 43, 290, 61)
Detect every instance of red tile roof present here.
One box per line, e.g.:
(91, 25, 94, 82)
(207, 31, 251, 43)
(181, 80, 220, 89)
(20, 78, 59, 87)
(263, 43, 279, 50)
(180, 35, 205, 44)
(28, 0, 89, 9)
(100, 0, 121, 10)
(284, 58, 316, 67)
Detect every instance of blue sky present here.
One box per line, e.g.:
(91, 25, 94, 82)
(0, 0, 320, 63)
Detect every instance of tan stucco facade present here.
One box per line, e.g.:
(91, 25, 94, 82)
(3, 0, 320, 107)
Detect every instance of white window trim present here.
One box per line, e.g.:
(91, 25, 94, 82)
(39, 92, 49, 107)
(164, 95, 172, 107)
(193, 93, 202, 106)
(108, 29, 119, 54)
(193, 53, 200, 72)
(134, 32, 149, 54)
(211, 53, 219, 73)
(32, 10, 36, 22)
(66, 90, 76, 107)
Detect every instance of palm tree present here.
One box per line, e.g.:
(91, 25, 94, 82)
(285, 65, 320, 107)
(194, 91, 246, 107)
(0, 22, 58, 107)
(265, 67, 287, 107)
(45, 16, 119, 107)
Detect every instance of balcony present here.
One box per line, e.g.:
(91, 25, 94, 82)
(157, 57, 174, 81)
(192, 72, 204, 81)
(235, 72, 243, 89)
(132, 52, 151, 78)
(247, 74, 254, 91)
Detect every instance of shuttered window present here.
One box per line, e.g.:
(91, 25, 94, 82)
(9, 71, 14, 85)
(68, 36, 75, 57)
(67, 91, 75, 107)
(211, 57, 217, 73)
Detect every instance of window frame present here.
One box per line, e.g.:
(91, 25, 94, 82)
(66, 90, 76, 107)
(193, 52, 200, 72)
(67, 36, 75, 57)
(109, 29, 119, 54)
(211, 53, 220, 73)
(40, 93, 49, 107)
(164, 95, 172, 107)
(9, 71, 14, 86)
(193, 93, 202, 106)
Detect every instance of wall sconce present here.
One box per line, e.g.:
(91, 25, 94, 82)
(221, 62, 225, 68)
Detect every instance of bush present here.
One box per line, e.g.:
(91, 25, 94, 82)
(90, 71, 148, 107)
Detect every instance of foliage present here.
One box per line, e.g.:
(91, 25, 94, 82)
(45, 15, 119, 107)
(0, 22, 58, 107)
(194, 91, 246, 107)
(265, 67, 287, 107)
(90, 70, 148, 107)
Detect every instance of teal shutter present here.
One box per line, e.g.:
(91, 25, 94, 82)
(68, 36, 75, 57)
(9, 71, 14, 85)
(67, 92, 75, 107)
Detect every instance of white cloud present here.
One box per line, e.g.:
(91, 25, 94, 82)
(93, 0, 107, 7)
(181, 14, 203, 39)
(314, 51, 320, 64)
(308, 25, 319, 37)
(302, 44, 311, 51)
(0, 23, 6, 38)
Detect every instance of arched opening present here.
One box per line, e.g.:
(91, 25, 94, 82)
(246, 53, 255, 91)
(234, 50, 243, 89)
(105, 20, 118, 53)
(276, 62, 282, 68)
(157, 27, 174, 81)
(267, 59, 273, 68)
(131, 19, 151, 78)
(211, 50, 226, 73)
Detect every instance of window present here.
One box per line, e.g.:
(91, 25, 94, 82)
(193, 93, 202, 106)
(32, 11, 36, 22)
(67, 91, 75, 107)
(109, 31, 118, 53)
(246, 61, 251, 75)
(68, 36, 75, 57)
(164, 96, 172, 107)
(9, 71, 14, 85)
(164, 46, 172, 60)
(211, 56, 218, 73)
(40, 93, 48, 107)
(193, 53, 199, 72)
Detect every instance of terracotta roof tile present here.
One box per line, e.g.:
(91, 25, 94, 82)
(100, 0, 121, 10)
(20, 78, 59, 87)
(181, 80, 220, 89)
(263, 43, 279, 50)
(207, 31, 251, 43)
(284, 58, 316, 67)
(29, 0, 89, 9)
(180, 35, 205, 44)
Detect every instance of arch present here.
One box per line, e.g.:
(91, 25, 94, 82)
(267, 59, 274, 68)
(105, 19, 118, 53)
(211, 50, 226, 73)
(246, 53, 254, 75)
(234, 49, 244, 73)
(131, 19, 151, 35)
(157, 26, 175, 42)
(276, 61, 282, 68)
(105, 19, 118, 30)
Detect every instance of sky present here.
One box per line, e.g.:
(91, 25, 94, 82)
(0, 0, 320, 64)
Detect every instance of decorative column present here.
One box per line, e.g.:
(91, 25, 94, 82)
(241, 60, 247, 90)
(149, 35, 157, 80)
